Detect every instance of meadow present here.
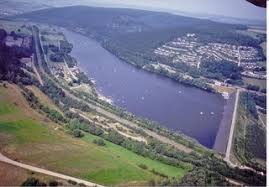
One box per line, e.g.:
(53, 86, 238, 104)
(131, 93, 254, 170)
(0, 83, 187, 185)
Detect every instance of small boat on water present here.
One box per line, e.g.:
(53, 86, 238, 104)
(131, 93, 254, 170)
(222, 92, 229, 100)
(90, 78, 96, 84)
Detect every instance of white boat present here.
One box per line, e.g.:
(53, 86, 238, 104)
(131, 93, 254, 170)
(222, 92, 229, 100)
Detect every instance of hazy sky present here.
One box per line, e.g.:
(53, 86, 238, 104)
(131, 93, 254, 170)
(68, 0, 266, 21)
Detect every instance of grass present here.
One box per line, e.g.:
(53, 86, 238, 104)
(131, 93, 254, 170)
(0, 102, 19, 115)
(0, 87, 19, 115)
(26, 86, 63, 114)
(0, 162, 71, 186)
(0, 83, 188, 185)
(242, 77, 266, 89)
(82, 134, 188, 183)
(0, 119, 58, 144)
(0, 20, 31, 35)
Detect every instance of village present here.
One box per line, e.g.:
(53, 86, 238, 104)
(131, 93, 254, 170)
(154, 33, 263, 72)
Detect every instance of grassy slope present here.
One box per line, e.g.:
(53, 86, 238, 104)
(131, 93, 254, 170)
(0, 83, 187, 185)
(26, 85, 63, 114)
(231, 92, 266, 168)
(0, 162, 70, 186)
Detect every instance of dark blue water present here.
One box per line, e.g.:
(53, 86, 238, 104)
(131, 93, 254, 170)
(63, 29, 226, 148)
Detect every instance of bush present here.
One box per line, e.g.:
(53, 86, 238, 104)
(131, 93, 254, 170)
(138, 164, 148, 170)
(50, 53, 64, 62)
(21, 177, 46, 186)
(72, 129, 84, 138)
(93, 138, 106, 146)
(67, 180, 77, 185)
(246, 84, 260, 91)
(78, 183, 86, 187)
(48, 180, 59, 186)
(150, 169, 168, 178)
(260, 88, 266, 93)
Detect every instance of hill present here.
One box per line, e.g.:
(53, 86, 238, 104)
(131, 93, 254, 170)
(12, 6, 264, 85)
(0, 83, 187, 185)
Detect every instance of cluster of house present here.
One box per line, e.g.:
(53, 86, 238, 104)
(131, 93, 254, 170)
(154, 33, 263, 70)
(4, 31, 34, 66)
(5, 34, 32, 49)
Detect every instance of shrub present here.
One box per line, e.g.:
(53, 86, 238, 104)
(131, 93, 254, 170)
(93, 138, 106, 146)
(21, 177, 46, 186)
(73, 129, 84, 138)
(150, 169, 168, 178)
(260, 88, 266, 93)
(48, 180, 59, 186)
(67, 180, 77, 185)
(138, 164, 148, 170)
(78, 183, 87, 186)
(246, 84, 260, 91)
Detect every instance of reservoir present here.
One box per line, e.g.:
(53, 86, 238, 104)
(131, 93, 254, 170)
(63, 29, 227, 148)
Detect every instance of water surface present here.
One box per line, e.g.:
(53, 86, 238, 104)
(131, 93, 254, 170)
(63, 29, 226, 148)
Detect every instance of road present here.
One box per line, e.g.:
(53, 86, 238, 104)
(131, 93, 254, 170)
(224, 89, 240, 167)
(32, 25, 193, 154)
(31, 57, 44, 86)
(32, 26, 45, 86)
(0, 153, 103, 187)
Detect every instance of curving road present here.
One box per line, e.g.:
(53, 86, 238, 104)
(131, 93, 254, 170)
(0, 153, 103, 187)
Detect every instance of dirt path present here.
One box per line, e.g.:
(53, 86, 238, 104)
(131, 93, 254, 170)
(0, 153, 103, 187)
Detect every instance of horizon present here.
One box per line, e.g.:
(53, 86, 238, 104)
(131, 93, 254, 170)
(41, 0, 266, 22)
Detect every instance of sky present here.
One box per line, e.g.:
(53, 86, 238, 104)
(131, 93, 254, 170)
(68, 0, 266, 21)
(27, 0, 266, 22)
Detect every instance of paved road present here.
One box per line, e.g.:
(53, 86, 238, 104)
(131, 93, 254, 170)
(0, 153, 103, 187)
(32, 27, 193, 154)
(32, 26, 46, 86)
(224, 89, 239, 167)
(31, 60, 44, 86)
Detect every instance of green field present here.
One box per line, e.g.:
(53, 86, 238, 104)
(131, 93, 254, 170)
(0, 84, 188, 185)
(242, 77, 266, 89)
